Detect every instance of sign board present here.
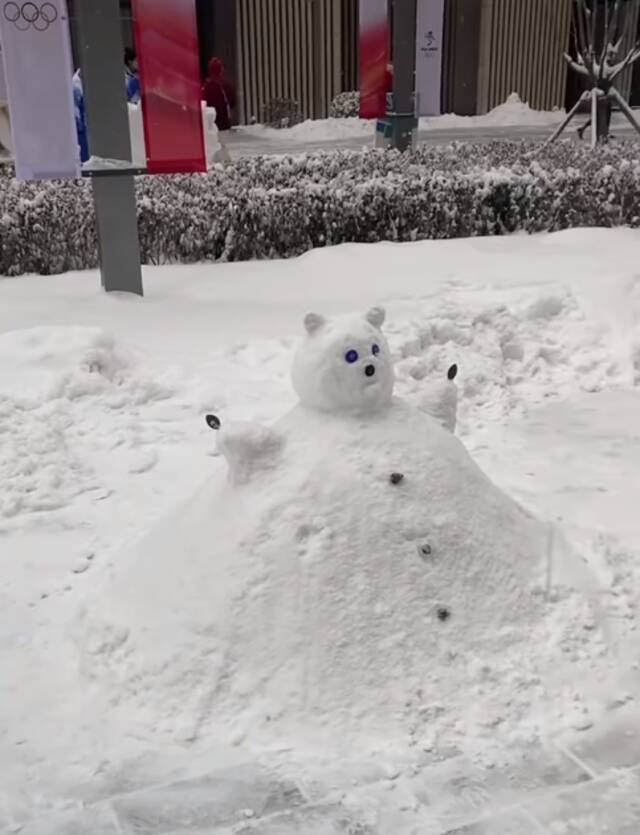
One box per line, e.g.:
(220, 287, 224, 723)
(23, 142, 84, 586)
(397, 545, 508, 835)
(0, 43, 6, 102)
(132, 0, 206, 174)
(359, 0, 390, 120)
(415, 0, 445, 116)
(0, 0, 79, 179)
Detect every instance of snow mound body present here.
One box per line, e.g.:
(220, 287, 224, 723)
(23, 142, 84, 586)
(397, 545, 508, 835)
(84, 400, 548, 744)
(82, 309, 560, 748)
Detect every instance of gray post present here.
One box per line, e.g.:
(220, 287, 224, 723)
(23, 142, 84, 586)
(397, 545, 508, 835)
(390, 0, 418, 152)
(75, 0, 143, 296)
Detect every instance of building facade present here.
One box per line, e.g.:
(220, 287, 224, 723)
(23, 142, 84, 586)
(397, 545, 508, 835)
(222, 0, 640, 122)
(67, 0, 640, 123)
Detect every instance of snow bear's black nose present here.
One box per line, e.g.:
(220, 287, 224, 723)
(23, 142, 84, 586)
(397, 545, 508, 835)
(365, 364, 376, 377)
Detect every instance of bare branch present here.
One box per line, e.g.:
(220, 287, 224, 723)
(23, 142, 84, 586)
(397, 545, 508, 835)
(590, 86, 598, 149)
(591, 0, 598, 72)
(575, 0, 592, 70)
(609, 39, 640, 82)
(564, 52, 592, 77)
(582, 0, 595, 70)
(570, 0, 583, 58)
(599, 0, 613, 73)
(541, 90, 591, 148)
(606, 0, 622, 48)
(613, 0, 634, 56)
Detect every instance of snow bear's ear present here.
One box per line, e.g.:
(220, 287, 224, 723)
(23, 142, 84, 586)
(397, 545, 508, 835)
(303, 312, 326, 335)
(365, 306, 386, 329)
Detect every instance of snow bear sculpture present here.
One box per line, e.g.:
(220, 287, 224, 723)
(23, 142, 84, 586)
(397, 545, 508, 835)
(291, 306, 395, 413)
(84, 305, 601, 753)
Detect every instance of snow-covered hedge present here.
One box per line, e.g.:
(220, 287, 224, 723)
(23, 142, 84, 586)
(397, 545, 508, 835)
(1, 140, 640, 276)
(329, 91, 360, 119)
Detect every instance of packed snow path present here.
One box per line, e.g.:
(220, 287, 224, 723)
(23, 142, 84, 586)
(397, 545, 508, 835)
(212, 113, 640, 159)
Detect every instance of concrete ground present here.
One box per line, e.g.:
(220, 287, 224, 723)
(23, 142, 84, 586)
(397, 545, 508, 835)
(13, 702, 640, 834)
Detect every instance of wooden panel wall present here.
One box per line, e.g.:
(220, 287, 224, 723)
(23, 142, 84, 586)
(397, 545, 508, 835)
(478, 0, 572, 113)
(342, 0, 359, 93)
(442, 0, 483, 115)
(237, 0, 345, 123)
(616, 0, 640, 101)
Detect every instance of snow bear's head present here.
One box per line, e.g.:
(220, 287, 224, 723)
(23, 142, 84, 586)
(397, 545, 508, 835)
(291, 307, 395, 413)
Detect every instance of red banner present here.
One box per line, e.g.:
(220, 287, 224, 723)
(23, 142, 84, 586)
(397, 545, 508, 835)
(359, 0, 390, 120)
(132, 0, 206, 174)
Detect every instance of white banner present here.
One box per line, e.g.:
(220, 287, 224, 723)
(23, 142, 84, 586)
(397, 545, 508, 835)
(0, 43, 6, 102)
(0, 0, 79, 179)
(415, 0, 445, 117)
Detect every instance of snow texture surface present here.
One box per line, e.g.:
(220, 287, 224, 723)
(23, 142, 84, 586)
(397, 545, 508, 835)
(1, 228, 640, 821)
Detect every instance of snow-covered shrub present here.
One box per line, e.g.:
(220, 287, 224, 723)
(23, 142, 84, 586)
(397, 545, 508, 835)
(329, 91, 360, 119)
(1, 140, 640, 277)
(261, 98, 302, 129)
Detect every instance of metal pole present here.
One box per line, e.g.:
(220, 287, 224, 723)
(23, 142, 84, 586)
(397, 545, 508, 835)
(390, 0, 418, 152)
(75, 0, 143, 296)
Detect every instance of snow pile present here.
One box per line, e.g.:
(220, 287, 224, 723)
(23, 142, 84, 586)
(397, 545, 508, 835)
(81, 308, 606, 753)
(425, 93, 564, 130)
(0, 327, 177, 527)
(250, 93, 564, 142)
(388, 289, 627, 433)
(82, 156, 140, 172)
(242, 116, 373, 143)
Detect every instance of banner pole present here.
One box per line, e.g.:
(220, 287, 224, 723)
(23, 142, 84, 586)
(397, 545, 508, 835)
(390, 0, 418, 152)
(75, 0, 143, 296)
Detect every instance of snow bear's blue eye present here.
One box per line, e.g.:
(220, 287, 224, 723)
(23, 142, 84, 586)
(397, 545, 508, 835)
(372, 344, 380, 356)
(345, 349, 359, 364)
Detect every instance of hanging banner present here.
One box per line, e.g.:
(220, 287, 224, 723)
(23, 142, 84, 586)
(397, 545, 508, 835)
(0, 43, 6, 102)
(415, 0, 445, 116)
(131, 0, 206, 174)
(359, 0, 390, 120)
(0, 0, 79, 180)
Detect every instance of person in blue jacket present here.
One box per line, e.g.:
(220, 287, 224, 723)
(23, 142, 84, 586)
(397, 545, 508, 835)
(72, 68, 89, 164)
(124, 48, 140, 105)
(72, 50, 140, 165)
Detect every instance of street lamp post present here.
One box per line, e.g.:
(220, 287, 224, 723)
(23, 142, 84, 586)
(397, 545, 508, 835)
(390, 0, 418, 152)
(75, 0, 143, 295)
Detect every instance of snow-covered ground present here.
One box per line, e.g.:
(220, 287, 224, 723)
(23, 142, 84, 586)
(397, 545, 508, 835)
(224, 93, 569, 157)
(226, 99, 637, 159)
(2, 227, 640, 829)
(243, 93, 564, 144)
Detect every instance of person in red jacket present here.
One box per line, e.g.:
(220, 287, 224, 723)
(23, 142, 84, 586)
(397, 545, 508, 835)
(203, 57, 237, 162)
(203, 57, 236, 130)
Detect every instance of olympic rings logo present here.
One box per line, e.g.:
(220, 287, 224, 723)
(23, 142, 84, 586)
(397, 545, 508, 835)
(3, 2, 58, 31)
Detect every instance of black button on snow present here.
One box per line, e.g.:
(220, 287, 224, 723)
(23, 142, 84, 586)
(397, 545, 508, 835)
(437, 607, 451, 622)
(365, 365, 376, 377)
(390, 472, 404, 484)
(205, 414, 221, 430)
(418, 544, 432, 558)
